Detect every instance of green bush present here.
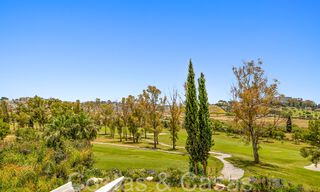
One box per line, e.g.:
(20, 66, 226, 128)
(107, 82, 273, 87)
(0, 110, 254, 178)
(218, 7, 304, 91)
(0, 119, 10, 140)
(249, 176, 304, 192)
(15, 127, 38, 141)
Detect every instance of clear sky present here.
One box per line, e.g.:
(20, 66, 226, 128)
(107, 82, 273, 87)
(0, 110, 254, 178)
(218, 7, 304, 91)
(0, 0, 319, 103)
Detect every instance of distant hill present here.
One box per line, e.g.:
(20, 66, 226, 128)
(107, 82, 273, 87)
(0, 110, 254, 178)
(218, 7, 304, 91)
(209, 105, 226, 115)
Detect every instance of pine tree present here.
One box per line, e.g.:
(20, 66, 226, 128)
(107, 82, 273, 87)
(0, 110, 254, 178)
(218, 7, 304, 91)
(287, 116, 292, 133)
(198, 73, 213, 175)
(184, 59, 200, 174)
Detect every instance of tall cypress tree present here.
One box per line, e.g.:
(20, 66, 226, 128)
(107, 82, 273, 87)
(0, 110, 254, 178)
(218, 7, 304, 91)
(198, 73, 213, 175)
(184, 59, 199, 174)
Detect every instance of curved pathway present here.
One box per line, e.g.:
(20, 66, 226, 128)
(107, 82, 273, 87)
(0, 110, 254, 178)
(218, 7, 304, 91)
(304, 164, 320, 172)
(209, 152, 244, 180)
(143, 140, 244, 180)
(93, 140, 244, 180)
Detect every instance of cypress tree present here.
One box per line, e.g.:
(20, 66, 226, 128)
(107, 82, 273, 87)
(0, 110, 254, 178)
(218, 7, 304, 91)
(286, 115, 292, 133)
(184, 59, 200, 174)
(198, 73, 213, 175)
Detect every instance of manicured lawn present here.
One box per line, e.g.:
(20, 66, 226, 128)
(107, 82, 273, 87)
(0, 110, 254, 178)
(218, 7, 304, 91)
(93, 143, 223, 174)
(159, 129, 320, 190)
(93, 128, 320, 189)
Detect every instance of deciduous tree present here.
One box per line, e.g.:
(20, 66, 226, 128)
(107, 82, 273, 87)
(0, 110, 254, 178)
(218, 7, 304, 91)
(301, 120, 320, 167)
(145, 86, 166, 149)
(167, 90, 182, 150)
(114, 103, 124, 142)
(138, 91, 149, 139)
(121, 97, 130, 141)
(231, 60, 278, 163)
(126, 95, 140, 143)
(101, 103, 114, 135)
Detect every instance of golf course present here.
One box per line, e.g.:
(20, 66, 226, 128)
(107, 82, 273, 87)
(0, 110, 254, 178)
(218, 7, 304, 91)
(92, 127, 320, 190)
(2, 1, 320, 191)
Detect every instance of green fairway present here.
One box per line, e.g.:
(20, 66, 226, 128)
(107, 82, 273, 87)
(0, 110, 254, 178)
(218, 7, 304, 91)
(93, 129, 320, 189)
(158, 129, 320, 189)
(93, 143, 223, 173)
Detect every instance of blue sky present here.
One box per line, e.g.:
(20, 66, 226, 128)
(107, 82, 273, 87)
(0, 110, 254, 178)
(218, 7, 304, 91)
(0, 0, 319, 103)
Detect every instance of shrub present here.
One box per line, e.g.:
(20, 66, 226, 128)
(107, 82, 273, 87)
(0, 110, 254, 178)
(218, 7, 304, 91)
(0, 119, 10, 140)
(123, 169, 150, 181)
(15, 127, 38, 141)
(248, 176, 304, 192)
(160, 168, 183, 187)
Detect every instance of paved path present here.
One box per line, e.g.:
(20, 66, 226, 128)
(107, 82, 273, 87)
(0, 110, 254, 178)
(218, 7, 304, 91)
(304, 164, 320, 172)
(93, 140, 244, 180)
(113, 139, 244, 180)
(209, 152, 244, 180)
(144, 140, 244, 180)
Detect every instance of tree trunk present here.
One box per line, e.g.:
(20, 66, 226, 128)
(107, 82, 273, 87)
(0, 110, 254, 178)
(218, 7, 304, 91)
(249, 125, 260, 164)
(153, 130, 157, 149)
(252, 135, 260, 164)
(124, 130, 127, 141)
(172, 129, 176, 150)
(194, 161, 198, 175)
(133, 133, 137, 143)
(202, 161, 207, 176)
(105, 126, 107, 135)
(145, 129, 147, 139)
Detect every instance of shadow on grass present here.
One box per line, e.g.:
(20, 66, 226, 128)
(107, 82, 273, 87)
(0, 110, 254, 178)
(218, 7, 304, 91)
(261, 140, 275, 143)
(167, 148, 178, 151)
(227, 156, 279, 172)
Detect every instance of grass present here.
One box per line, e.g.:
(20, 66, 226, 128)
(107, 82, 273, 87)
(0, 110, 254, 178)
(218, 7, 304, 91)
(93, 142, 223, 174)
(158, 129, 320, 189)
(93, 126, 320, 189)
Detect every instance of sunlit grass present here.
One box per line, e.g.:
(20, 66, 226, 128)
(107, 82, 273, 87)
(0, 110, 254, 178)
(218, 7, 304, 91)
(158, 129, 320, 189)
(93, 143, 223, 174)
